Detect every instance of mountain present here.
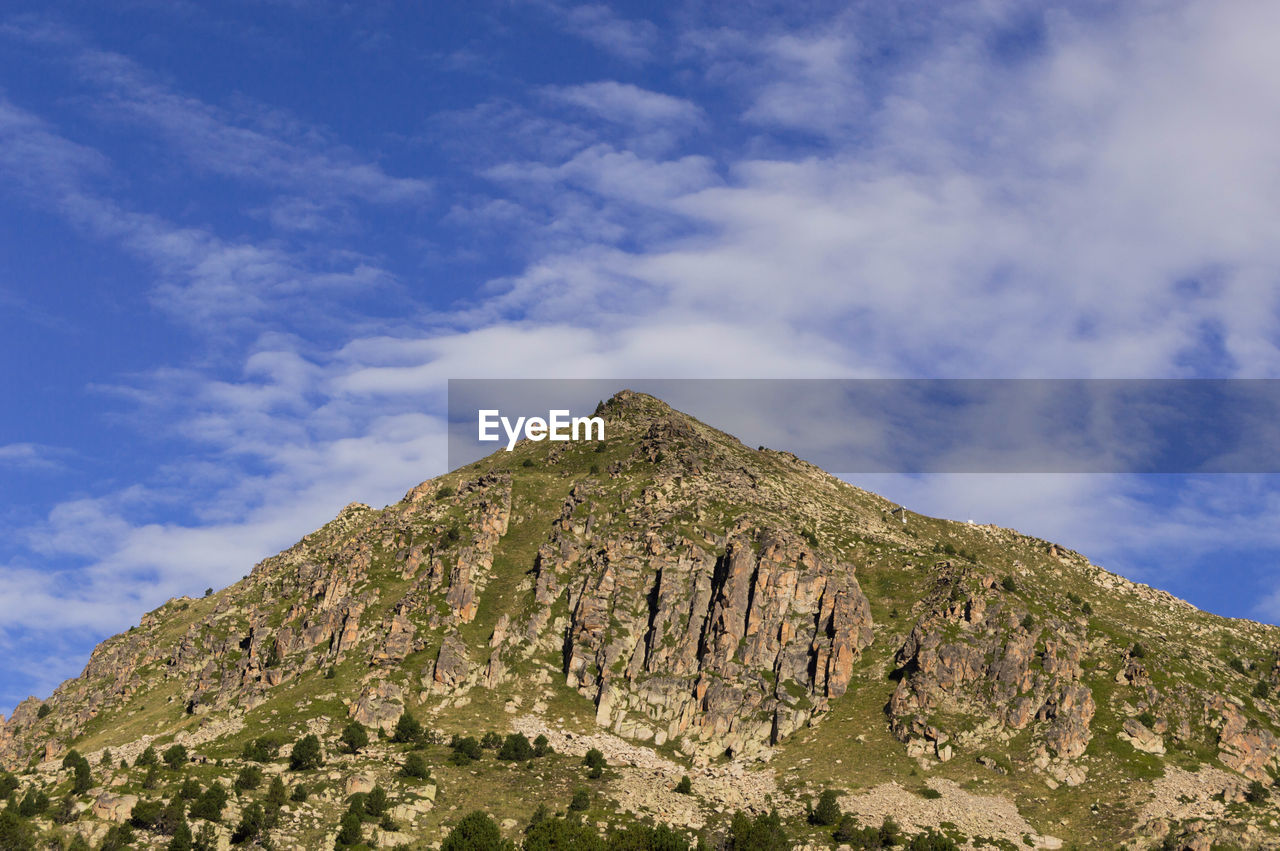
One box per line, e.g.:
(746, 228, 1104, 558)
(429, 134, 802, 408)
(3, 390, 1280, 851)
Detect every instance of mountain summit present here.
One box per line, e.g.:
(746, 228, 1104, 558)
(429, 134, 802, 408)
(3, 391, 1280, 849)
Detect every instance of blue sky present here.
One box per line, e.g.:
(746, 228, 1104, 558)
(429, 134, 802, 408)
(3, 0, 1280, 714)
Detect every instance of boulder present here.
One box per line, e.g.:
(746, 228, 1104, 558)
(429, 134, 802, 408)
(92, 793, 138, 823)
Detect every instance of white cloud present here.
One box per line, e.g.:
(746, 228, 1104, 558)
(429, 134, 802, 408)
(0, 443, 65, 470)
(61, 38, 431, 206)
(0, 96, 396, 328)
(551, 3, 658, 62)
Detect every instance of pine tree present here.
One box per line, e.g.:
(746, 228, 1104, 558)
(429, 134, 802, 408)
(392, 711, 423, 744)
(340, 720, 369, 754)
(289, 734, 324, 770)
(810, 789, 840, 826)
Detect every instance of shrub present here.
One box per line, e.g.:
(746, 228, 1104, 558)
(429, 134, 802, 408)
(234, 764, 263, 792)
(904, 829, 959, 850)
(584, 748, 606, 770)
(436, 485, 455, 500)
(157, 797, 187, 836)
(192, 823, 218, 851)
(917, 787, 943, 800)
(521, 458, 535, 467)
(336, 810, 363, 847)
(1000, 576, 1017, 592)
(241, 733, 289, 762)
(18, 787, 49, 817)
(137, 745, 159, 767)
(0, 809, 35, 851)
(231, 802, 267, 845)
(204, 588, 213, 597)
(675, 775, 692, 794)
(1020, 613, 1036, 630)
(727, 810, 790, 851)
(101, 748, 113, 766)
(481, 731, 503, 749)
(36, 704, 50, 719)
(290, 734, 324, 770)
(163, 744, 189, 770)
(1130, 642, 1147, 659)
(528, 816, 607, 851)
(143, 764, 162, 789)
(169, 819, 193, 851)
(1136, 710, 1157, 728)
(190, 782, 228, 822)
(569, 788, 591, 811)
(266, 775, 287, 807)
(403, 752, 431, 779)
(325, 667, 337, 679)
(340, 720, 369, 754)
(450, 735, 483, 763)
(365, 785, 389, 818)
(290, 784, 308, 802)
(62, 750, 93, 794)
(1254, 680, 1272, 700)
(1247, 779, 1270, 803)
(179, 778, 202, 800)
(393, 711, 424, 744)
(1081, 601, 1093, 616)
(833, 815, 877, 846)
(810, 789, 841, 826)
(441, 811, 502, 851)
(100, 823, 136, 851)
(498, 733, 534, 761)
(1230, 657, 1248, 674)
(52, 793, 78, 825)
(0, 770, 16, 798)
(878, 816, 902, 847)
(533, 734, 551, 757)
(130, 798, 165, 830)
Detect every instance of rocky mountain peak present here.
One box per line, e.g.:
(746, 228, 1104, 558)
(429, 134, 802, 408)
(4, 397, 1280, 848)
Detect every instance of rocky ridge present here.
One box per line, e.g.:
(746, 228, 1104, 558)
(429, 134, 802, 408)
(4, 391, 1280, 848)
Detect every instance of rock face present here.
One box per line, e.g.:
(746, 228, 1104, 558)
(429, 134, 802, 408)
(1120, 718, 1166, 755)
(92, 793, 138, 823)
(888, 562, 1094, 765)
(542, 520, 874, 759)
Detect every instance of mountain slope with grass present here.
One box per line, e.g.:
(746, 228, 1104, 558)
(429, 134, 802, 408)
(3, 391, 1280, 850)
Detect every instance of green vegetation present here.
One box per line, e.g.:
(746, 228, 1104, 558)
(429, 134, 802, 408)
(289, 733, 324, 770)
(340, 719, 369, 754)
(393, 710, 425, 744)
(584, 747, 606, 779)
(163, 743, 189, 769)
(441, 810, 502, 851)
(498, 732, 536, 761)
(189, 782, 228, 822)
(233, 764, 263, 791)
(809, 789, 841, 826)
